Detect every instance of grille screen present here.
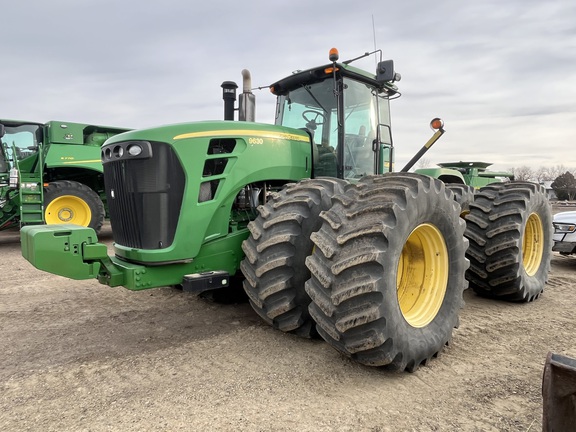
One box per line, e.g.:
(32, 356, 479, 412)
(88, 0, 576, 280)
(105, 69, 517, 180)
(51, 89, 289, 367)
(103, 141, 185, 249)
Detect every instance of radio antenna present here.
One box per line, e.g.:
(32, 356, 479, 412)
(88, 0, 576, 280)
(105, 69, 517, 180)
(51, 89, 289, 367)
(372, 15, 378, 66)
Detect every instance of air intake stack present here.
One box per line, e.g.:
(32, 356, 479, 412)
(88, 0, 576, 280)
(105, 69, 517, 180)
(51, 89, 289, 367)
(221, 81, 238, 121)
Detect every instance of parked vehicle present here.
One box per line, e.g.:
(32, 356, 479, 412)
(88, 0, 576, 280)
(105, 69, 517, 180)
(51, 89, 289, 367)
(0, 120, 129, 232)
(552, 210, 576, 255)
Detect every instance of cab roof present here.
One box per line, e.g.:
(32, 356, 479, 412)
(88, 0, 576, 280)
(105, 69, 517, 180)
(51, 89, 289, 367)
(270, 62, 397, 96)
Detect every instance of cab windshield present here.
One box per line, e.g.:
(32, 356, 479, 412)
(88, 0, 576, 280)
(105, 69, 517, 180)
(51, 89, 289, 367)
(275, 77, 390, 179)
(0, 123, 42, 164)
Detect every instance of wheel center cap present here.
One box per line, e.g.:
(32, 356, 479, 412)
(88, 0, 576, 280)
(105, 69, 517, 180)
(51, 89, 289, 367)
(58, 208, 73, 222)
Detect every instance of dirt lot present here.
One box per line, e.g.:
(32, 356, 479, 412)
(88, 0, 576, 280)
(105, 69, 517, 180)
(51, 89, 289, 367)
(2, 219, 576, 432)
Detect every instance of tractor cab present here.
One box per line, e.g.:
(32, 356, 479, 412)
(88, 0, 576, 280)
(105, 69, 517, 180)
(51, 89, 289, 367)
(270, 48, 400, 179)
(0, 121, 43, 174)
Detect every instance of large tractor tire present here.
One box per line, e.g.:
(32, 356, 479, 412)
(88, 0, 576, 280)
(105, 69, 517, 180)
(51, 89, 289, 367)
(305, 173, 469, 371)
(44, 180, 105, 233)
(464, 181, 553, 302)
(446, 183, 475, 216)
(240, 178, 347, 337)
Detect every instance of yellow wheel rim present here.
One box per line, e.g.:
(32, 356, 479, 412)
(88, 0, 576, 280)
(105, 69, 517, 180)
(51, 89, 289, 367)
(45, 195, 92, 227)
(523, 212, 544, 276)
(397, 223, 449, 328)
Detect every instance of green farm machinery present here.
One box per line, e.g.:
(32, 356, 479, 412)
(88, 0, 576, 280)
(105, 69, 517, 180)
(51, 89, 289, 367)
(0, 120, 129, 231)
(416, 161, 514, 188)
(20, 49, 553, 371)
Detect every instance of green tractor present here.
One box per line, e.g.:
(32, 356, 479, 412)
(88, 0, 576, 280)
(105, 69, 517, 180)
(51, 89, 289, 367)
(416, 161, 514, 188)
(0, 120, 130, 232)
(415, 161, 516, 216)
(20, 49, 553, 371)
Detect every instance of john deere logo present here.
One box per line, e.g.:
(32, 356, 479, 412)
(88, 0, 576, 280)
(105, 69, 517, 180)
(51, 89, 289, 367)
(64, 134, 74, 140)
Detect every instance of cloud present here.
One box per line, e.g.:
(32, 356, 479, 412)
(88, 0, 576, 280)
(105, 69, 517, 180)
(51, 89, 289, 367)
(1, 0, 575, 170)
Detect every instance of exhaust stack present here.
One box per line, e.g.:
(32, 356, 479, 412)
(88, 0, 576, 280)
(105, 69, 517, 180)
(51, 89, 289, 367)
(238, 69, 255, 122)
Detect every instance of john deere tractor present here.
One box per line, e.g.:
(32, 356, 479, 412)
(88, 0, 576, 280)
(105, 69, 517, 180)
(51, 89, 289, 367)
(415, 162, 516, 216)
(21, 49, 553, 371)
(0, 120, 130, 231)
(416, 161, 514, 187)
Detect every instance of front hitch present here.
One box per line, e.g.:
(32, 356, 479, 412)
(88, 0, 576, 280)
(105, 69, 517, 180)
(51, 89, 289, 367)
(20, 224, 123, 283)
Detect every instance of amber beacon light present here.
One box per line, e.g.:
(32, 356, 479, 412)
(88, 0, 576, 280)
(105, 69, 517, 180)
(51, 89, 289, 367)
(329, 48, 339, 62)
(430, 118, 444, 131)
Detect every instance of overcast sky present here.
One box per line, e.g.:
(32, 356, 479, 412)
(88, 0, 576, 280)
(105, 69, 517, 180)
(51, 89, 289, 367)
(3, 0, 575, 171)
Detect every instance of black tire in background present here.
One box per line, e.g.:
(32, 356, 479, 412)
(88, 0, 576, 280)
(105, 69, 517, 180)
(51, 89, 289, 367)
(305, 173, 469, 371)
(446, 183, 475, 216)
(464, 181, 553, 302)
(44, 180, 105, 233)
(240, 178, 347, 338)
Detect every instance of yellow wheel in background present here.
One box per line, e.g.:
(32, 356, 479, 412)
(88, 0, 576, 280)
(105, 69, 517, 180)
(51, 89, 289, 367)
(43, 180, 105, 232)
(45, 195, 92, 226)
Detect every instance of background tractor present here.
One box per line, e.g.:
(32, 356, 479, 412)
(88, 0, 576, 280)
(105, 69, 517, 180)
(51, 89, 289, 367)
(415, 161, 515, 216)
(416, 161, 514, 187)
(0, 119, 129, 232)
(21, 49, 553, 371)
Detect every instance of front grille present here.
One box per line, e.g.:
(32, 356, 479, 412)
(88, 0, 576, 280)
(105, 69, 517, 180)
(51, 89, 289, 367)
(103, 141, 185, 249)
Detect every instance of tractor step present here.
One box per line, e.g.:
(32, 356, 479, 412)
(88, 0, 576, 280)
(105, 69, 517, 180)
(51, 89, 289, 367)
(18, 180, 44, 226)
(181, 271, 230, 293)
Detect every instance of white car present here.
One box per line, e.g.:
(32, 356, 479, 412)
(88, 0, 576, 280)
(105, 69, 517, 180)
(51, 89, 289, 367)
(552, 211, 576, 255)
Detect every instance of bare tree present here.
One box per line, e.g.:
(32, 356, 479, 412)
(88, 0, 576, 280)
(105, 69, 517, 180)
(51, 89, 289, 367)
(512, 166, 534, 181)
(534, 166, 550, 183)
(417, 158, 432, 169)
(548, 165, 567, 180)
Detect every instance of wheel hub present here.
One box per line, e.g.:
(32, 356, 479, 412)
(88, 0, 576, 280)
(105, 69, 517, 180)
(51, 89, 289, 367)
(396, 223, 449, 328)
(523, 212, 544, 276)
(57, 208, 74, 222)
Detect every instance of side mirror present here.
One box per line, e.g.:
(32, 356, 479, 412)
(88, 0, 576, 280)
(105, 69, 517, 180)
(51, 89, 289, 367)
(376, 60, 401, 83)
(0, 124, 5, 138)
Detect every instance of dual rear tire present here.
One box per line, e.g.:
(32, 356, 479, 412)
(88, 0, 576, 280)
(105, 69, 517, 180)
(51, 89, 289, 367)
(240, 178, 347, 337)
(240, 176, 553, 370)
(464, 182, 553, 302)
(305, 173, 468, 371)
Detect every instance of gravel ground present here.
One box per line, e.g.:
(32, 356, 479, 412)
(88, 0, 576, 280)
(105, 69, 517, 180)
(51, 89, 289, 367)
(1, 219, 575, 431)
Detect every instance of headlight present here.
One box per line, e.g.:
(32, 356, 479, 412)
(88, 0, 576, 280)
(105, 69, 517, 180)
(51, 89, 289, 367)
(101, 140, 151, 163)
(113, 145, 124, 158)
(553, 223, 576, 233)
(127, 144, 142, 156)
